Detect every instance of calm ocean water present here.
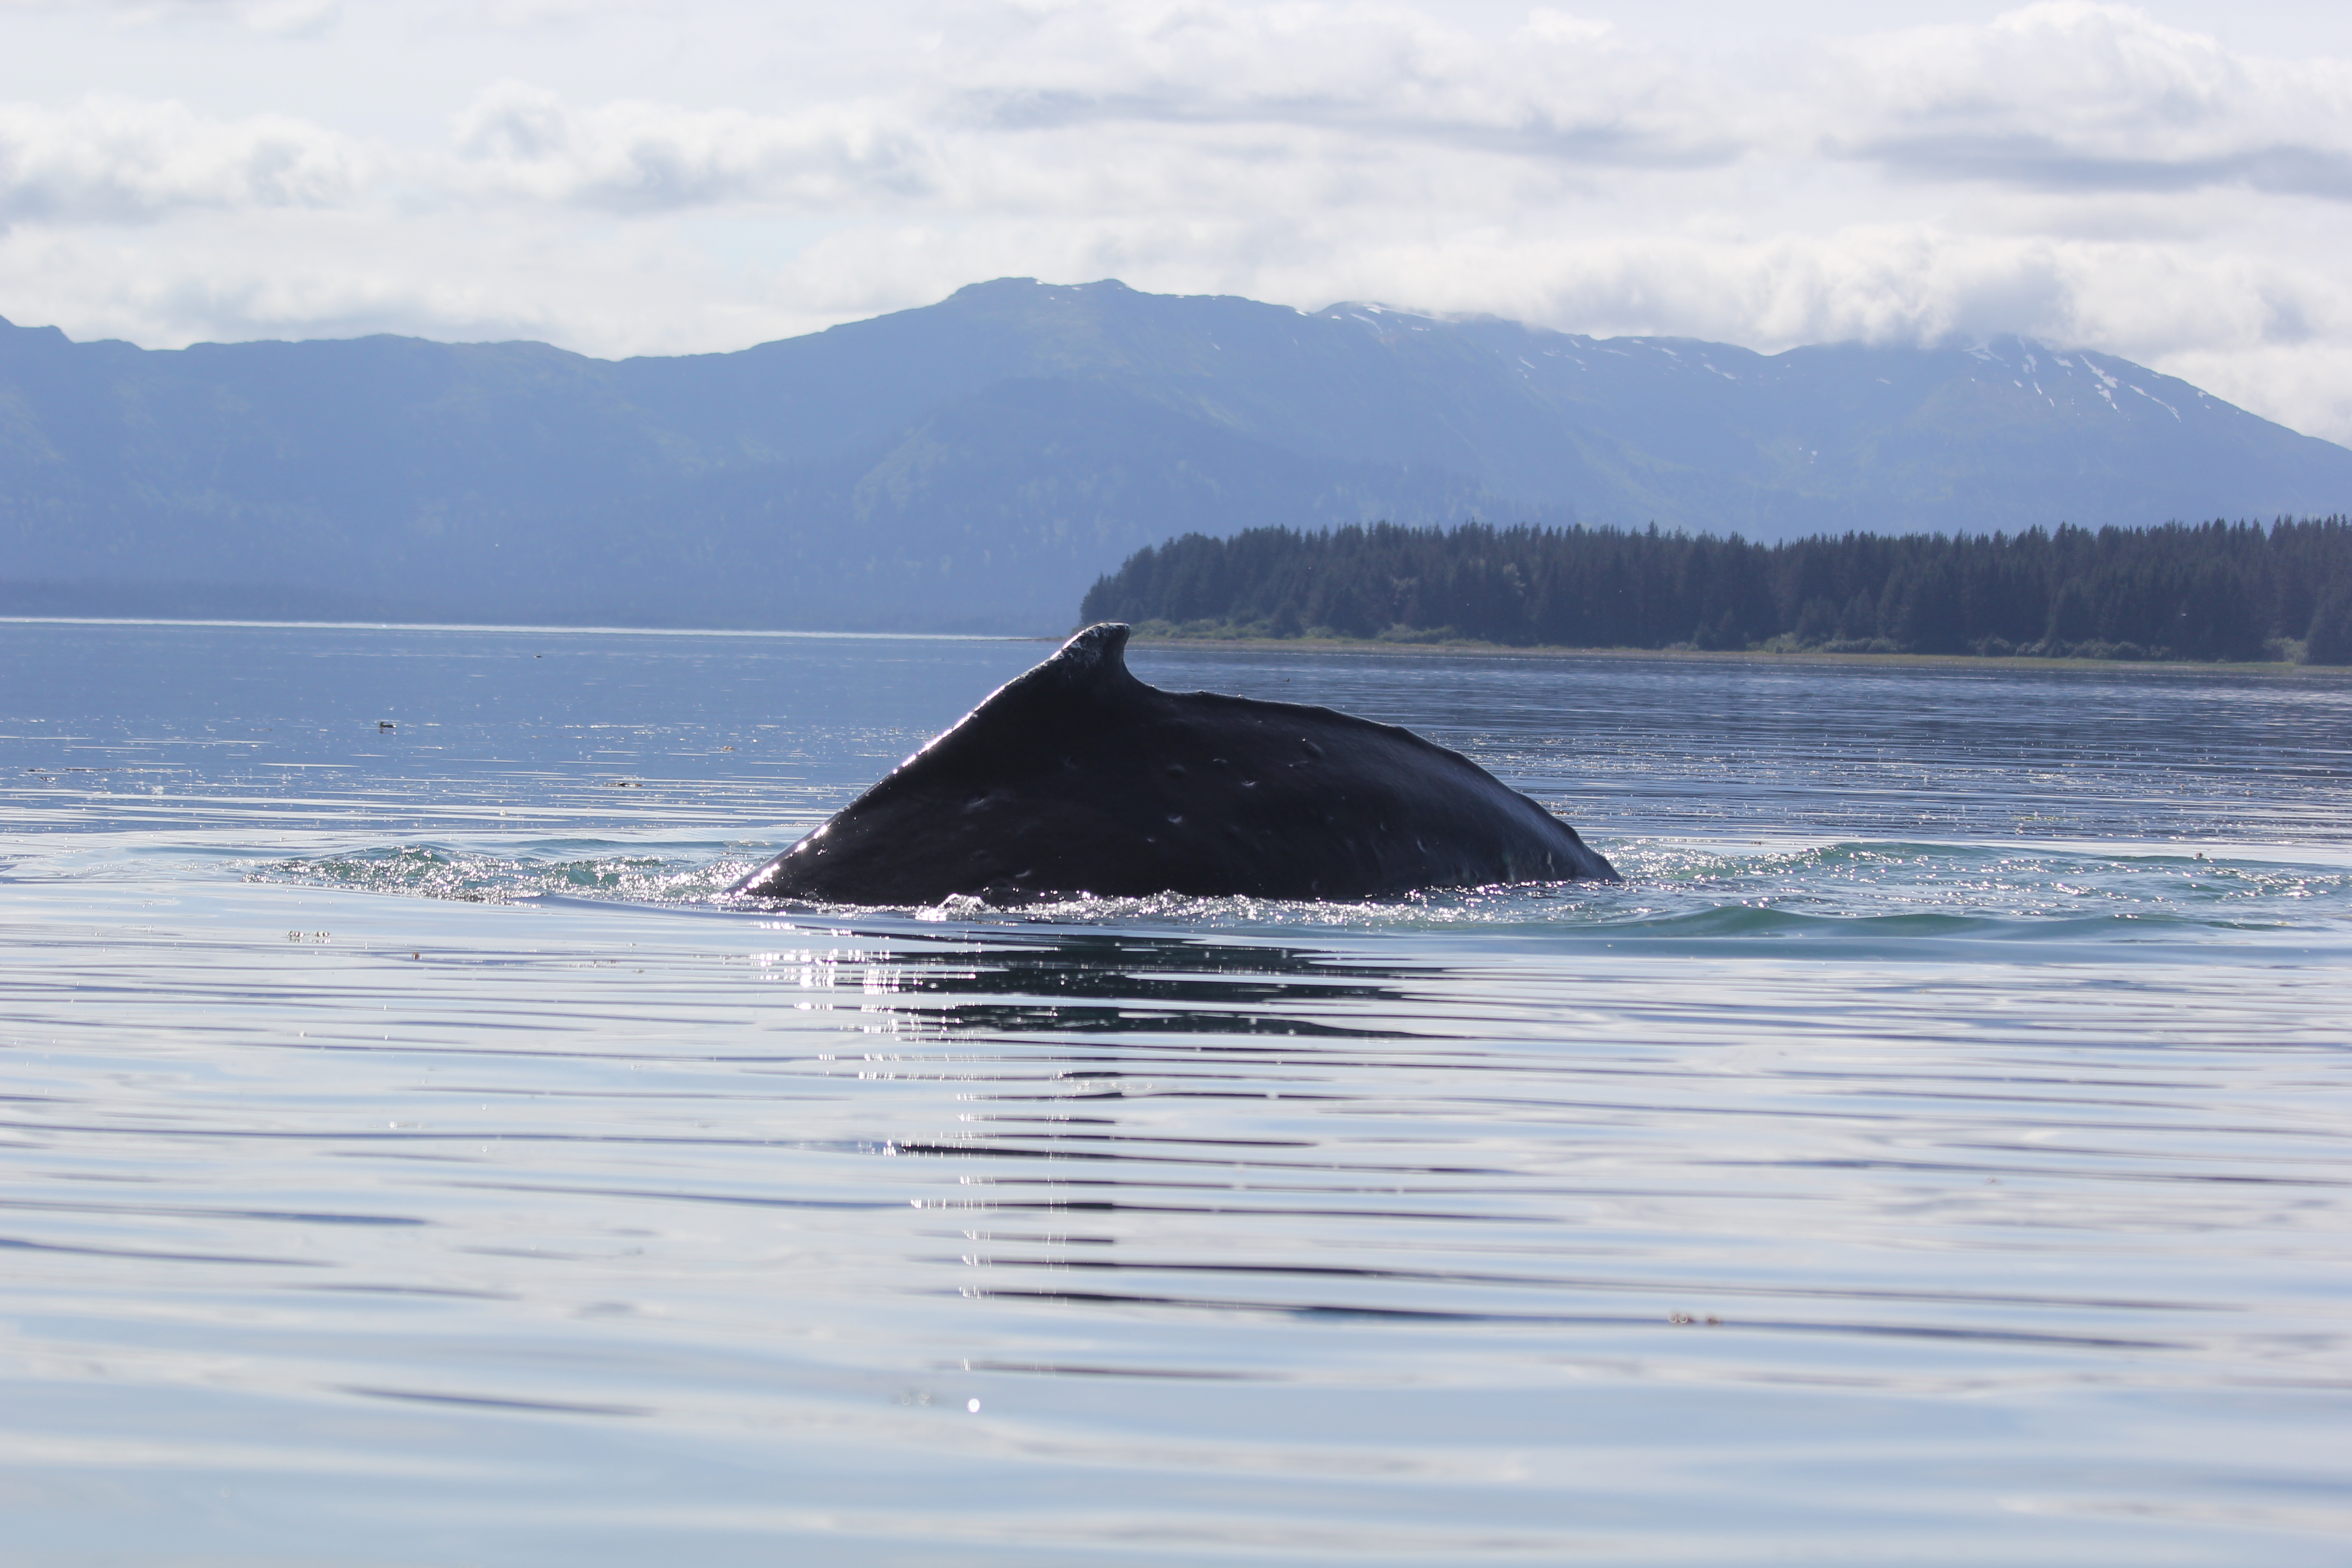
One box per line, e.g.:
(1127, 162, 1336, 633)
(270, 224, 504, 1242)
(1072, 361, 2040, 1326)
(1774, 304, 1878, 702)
(4, 619, 2350, 1566)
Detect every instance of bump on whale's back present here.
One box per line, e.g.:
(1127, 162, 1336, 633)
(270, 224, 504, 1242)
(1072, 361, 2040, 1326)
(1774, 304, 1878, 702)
(733, 622, 1617, 903)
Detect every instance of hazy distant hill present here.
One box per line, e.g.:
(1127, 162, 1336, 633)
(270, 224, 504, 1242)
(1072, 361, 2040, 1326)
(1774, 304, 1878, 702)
(4, 278, 2349, 633)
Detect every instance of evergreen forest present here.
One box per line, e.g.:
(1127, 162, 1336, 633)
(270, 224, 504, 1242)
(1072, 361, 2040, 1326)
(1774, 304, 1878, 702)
(1080, 518, 2352, 664)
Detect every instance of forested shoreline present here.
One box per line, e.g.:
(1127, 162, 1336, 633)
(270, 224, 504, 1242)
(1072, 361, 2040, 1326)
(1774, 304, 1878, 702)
(1081, 519, 2352, 664)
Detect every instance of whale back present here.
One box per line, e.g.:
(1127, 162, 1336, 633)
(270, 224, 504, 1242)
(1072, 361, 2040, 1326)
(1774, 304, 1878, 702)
(733, 622, 1617, 903)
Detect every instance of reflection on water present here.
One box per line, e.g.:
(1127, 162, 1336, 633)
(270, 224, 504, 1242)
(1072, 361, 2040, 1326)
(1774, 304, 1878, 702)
(3, 621, 2351, 1565)
(7, 875, 2348, 1563)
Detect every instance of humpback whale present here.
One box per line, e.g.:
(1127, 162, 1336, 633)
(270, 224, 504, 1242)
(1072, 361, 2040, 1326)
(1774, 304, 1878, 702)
(730, 622, 1617, 903)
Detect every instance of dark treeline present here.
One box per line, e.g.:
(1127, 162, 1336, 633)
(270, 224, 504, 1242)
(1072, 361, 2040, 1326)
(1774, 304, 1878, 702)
(1081, 518, 2352, 664)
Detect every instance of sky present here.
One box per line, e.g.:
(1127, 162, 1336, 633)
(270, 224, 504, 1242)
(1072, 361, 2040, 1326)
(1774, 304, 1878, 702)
(3, 0, 2351, 445)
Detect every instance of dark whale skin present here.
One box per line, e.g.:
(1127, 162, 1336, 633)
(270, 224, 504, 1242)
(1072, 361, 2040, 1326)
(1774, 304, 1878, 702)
(730, 622, 1617, 903)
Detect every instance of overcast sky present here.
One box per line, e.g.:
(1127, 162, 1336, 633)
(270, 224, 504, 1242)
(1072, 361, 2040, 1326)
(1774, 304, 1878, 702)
(4, 0, 2350, 444)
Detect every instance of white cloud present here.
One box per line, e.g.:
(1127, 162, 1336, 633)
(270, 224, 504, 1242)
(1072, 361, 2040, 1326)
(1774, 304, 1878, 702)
(937, 0, 1737, 169)
(0, 206, 725, 347)
(1828, 3, 2352, 198)
(0, 98, 362, 225)
(0, 0, 342, 36)
(448, 81, 936, 212)
(0, 0, 2350, 443)
(1520, 7, 1611, 47)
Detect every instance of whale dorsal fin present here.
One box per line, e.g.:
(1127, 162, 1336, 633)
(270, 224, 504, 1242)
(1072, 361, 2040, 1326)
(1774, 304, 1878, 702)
(994, 622, 1143, 710)
(1042, 622, 1134, 692)
(896, 623, 1143, 773)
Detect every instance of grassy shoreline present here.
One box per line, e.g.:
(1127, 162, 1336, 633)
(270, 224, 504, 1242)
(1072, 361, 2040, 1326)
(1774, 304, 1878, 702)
(1114, 630, 2335, 676)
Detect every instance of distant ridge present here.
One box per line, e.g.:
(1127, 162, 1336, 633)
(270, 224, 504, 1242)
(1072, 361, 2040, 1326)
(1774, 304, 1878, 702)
(4, 279, 2348, 633)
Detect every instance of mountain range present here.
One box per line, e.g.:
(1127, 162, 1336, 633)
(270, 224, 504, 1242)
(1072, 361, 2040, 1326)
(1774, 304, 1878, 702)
(4, 277, 2349, 633)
